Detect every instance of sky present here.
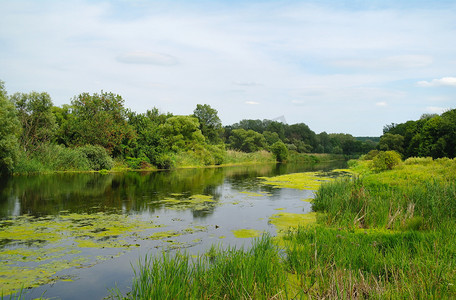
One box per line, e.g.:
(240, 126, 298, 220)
(1, 0, 455, 136)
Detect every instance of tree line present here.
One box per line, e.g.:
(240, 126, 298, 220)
(379, 109, 456, 159)
(1, 80, 378, 176)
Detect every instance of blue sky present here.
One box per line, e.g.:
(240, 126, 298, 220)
(1, 0, 455, 136)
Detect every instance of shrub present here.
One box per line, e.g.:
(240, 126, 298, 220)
(271, 141, 289, 162)
(126, 155, 151, 169)
(371, 151, 402, 171)
(77, 145, 113, 170)
(363, 149, 380, 160)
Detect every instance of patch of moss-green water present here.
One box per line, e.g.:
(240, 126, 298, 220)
(231, 229, 263, 238)
(0, 212, 161, 296)
(157, 194, 217, 211)
(269, 212, 317, 235)
(260, 170, 352, 190)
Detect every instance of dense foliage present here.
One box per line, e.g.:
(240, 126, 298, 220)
(382, 109, 456, 158)
(225, 119, 377, 155)
(0, 79, 383, 175)
(0, 81, 21, 175)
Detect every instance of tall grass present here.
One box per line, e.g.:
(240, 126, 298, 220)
(111, 235, 288, 299)
(282, 224, 456, 298)
(313, 159, 456, 230)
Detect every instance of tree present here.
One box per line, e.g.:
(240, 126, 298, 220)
(159, 115, 205, 152)
(128, 108, 172, 168)
(228, 129, 267, 152)
(271, 141, 289, 162)
(66, 92, 136, 156)
(193, 104, 223, 144)
(378, 133, 404, 154)
(263, 131, 281, 146)
(0, 81, 21, 175)
(10, 91, 57, 153)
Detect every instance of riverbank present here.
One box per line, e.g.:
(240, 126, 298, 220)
(110, 156, 456, 299)
(11, 150, 344, 175)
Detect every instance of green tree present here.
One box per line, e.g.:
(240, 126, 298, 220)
(193, 104, 223, 144)
(66, 92, 136, 156)
(228, 129, 267, 152)
(10, 91, 57, 153)
(128, 108, 171, 168)
(271, 141, 289, 162)
(263, 131, 281, 146)
(160, 115, 205, 152)
(0, 81, 21, 175)
(378, 133, 405, 154)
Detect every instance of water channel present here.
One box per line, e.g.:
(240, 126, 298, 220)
(0, 161, 346, 299)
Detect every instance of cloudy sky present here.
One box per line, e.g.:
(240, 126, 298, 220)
(1, 0, 455, 136)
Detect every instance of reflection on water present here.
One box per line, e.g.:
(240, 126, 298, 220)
(0, 161, 345, 219)
(0, 161, 346, 299)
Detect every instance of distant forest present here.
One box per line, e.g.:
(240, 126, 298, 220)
(1, 80, 454, 175)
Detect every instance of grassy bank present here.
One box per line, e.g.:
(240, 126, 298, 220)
(111, 157, 456, 299)
(12, 147, 342, 174)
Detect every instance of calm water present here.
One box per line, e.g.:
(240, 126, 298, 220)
(0, 161, 345, 299)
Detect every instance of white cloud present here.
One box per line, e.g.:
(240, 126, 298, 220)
(417, 77, 456, 87)
(376, 101, 387, 107)
(116, 52, 178, 65)
(245, 101, 260, 105)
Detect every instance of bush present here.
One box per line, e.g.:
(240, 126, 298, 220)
(363, 149, 380, 160)
(271, 141, 289, 162)
(126, 155, 151, 169)
(371, 150, 402, 171)
(77, 145, 113, 170)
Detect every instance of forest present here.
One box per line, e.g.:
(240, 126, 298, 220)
(0, 80, 377, 176)
(1, 79, 455, 176)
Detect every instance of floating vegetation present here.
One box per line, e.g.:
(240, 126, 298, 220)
(156, 194, 217, 211)
(0, 212, 162, 296)
(231, 229, 263, 238)
(147, 230, 182, 240)
(269, 212, 316, 234)
(239, 191, 271, 197)
(260, 170, 352, 190)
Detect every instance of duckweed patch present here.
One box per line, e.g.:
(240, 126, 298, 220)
(0, 212, 162, 296)
(156, 194, 217, 211)
(260, 172, 334, 190)
(239, 191, 271, 197)
(231, 229, 263, 238)
(269, 212, 316, 234)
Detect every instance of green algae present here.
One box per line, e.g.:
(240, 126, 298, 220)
(0, 212, 163, 296)
(231, 229, 263, 238)
(239, 191, 271, 197)
(260, 170, 352, 190)
(147, 230, 182, 240)
(157, 194, 217, 211)
(269, 212, 317, 234)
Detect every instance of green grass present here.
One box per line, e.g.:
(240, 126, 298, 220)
(110, 235, 288, 299)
